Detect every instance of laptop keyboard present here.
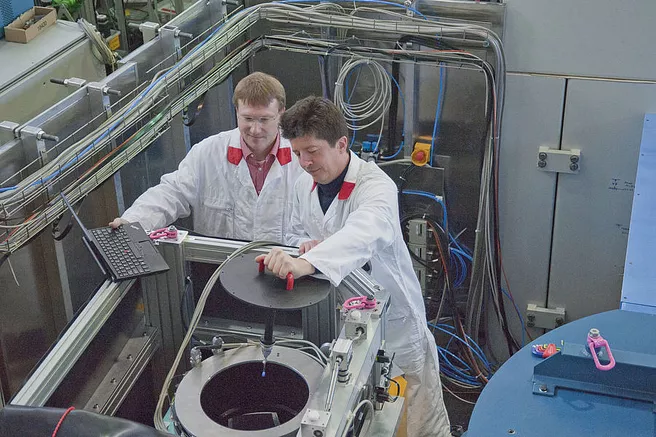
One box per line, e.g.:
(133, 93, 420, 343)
(91, 227, 151, 279)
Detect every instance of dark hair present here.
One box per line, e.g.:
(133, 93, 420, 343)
(280, 96, 348, 147)
(233, 72, 285, 110)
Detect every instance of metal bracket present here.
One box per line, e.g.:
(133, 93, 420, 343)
(343, 309, 372, 340)
(84, 325, 160, 415)
(537, 146, 581, 173)
(88, 82, 114, 115)
(160, 25, 193, 61)
(50, 77, 88, 89)
(0, 121, 20, 136)
(16, 125, 60, 165)
(526, 304, 566, 329)
(332, 338, 354, 370)
(128, 21, 160, 43)
(87, 82, 121, 98)
(301, 409, 331, 436)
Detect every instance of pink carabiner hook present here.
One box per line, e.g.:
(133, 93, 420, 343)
(149, 225, 178, 240)
(343, 297, 366, 310)
(343, 296, 377, 310)
(587, 328, 616, 371)
(363, 296, 377, 309)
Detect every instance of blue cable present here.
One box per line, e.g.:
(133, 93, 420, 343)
(436, 323, 491, 369)
(439, 347, 471, 372)
(450, 250, 467, 287)
(433, 325, 492, 372)
(439, 351, 475, 381)
(278, 0, 428, 20)
(430, 323, 493, 371)
(437, 358, 482, 387)
(449, 233, 471, 255)
(449, 252, 460, 287)
(501, 287, 526, 347)
(429, 63, 446, 167)
(401, 189, 447, 228)
(451, 247, 473, 262)
(451, 250, 467, 287)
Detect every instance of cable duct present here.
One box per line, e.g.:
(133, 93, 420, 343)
(0, 1, 507, 357)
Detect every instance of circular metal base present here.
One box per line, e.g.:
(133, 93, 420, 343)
(219, 253, 331, 310)
(173, 346, 324, 437)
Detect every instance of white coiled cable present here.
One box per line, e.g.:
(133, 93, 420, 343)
(334, 58, 391, 148)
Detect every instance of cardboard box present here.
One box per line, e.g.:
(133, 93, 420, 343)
(4, 7, 56, 43)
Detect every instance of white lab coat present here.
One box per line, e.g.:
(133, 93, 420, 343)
(286, 152, 451, 437)
(122, 128, 305, 242)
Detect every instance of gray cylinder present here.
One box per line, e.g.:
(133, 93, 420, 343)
(173, 345, 324, 437)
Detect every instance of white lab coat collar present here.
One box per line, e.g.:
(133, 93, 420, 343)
(225, 130, 292, 166)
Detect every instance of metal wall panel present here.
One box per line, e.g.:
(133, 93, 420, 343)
(503, 0, 656, 81)
(0, 22, 105, 127)
(494, 73, 565, 352)
(548, 79, 656, 321)
(0, 234, 61, 394)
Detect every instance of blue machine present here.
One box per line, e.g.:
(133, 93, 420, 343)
(466, 310, 656, 437)
(621, 114, 656, 314)
(0, 0, 34, 39)
(466, 114, 656, 436)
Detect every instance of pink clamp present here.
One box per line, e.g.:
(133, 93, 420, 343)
(149, 225, 178, 240)
(343, 296, 377, 311)
(258, 260, 294, 291)
(587, 328, 616, 371)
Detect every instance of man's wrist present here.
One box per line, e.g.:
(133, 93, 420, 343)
(298, 258, 316, 276)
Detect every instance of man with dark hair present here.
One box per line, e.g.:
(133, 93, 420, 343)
(109, 72, 304, 242)
(256, 96, 451, 437)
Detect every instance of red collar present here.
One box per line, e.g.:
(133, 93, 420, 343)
(310, 181, 356, 200)
(310, 154, 355, 200)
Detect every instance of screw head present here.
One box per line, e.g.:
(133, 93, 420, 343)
(508, 430, 516, 435)
(527, 314, 535, 321)
(539, 384, 548, 393)
(555, 317, 565, 326)
(570, 163, 579, 171)
(570, 155, 579, 163)
(589, 328, 600, 338)
(527, 321, 535, 328)
(538, 161, 547, 168)
(538, 152, 548, 160)
(313, 431, 324, 437)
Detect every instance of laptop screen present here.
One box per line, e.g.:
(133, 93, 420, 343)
(60, 193, 109, 278)
(60, 193, 94, 242)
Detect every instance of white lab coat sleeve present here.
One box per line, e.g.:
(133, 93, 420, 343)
(283, 180, 311, 247)
(121, 145, 201, 231)
(300, 177, 397, 286)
